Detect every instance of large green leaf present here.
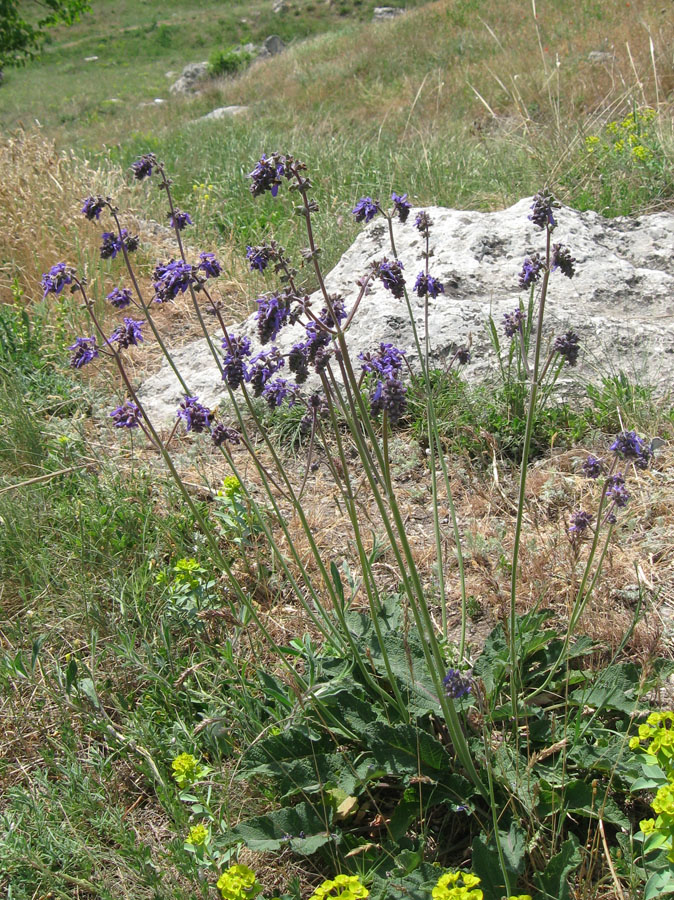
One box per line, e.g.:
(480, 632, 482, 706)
(220, 802, 336, 854)
(536, 778, 629, 828)
(569, 663, 642, 714)
(472, 822, 526, 898)
(532, 834, 582, 900)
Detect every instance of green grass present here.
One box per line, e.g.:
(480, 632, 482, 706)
(2, 0, 674, 896)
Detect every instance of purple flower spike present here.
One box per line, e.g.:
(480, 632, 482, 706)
(256, 294, 290, 344)
(518, 253, 544, 290)
(553, 330, 580, 367)
(375, 258, 406, 299)
(177, 395, 214, 433)
(68, 336, 98, 369)
(100, 229, 137, 260)
(582, 455, 604, 479)
(610, 430, 652, 469)
(110, 400, 142, 428)
(246, 244, 273, 273)
(502, 309, 525, 338)
(456, 347, 471, 365)
(107, 286, 133, 309)
(131, 154, 157, 180)
(569, 509, 593, 536)
(152, 259, 194, 303)
(414, 211, 433, 236)
(359, 343, 406, 377)
(552, 244, 576, 279)
(606, 473, 630, 508)
(211, 423, 241, 447)
(414, 272, 445, 299)
(443, 668, 472, 700)
(221, 334, 252, 390)
(529, 190, 557, 230)
(249, 347, 285, 397)
(42, 262, 74, 298)
(198, 252, 222, 279)
(391, 192, 411, 223)
(109, 317, 145, 349)
(248, 153, 288, 198)
(81, 196, 106, 221)
(352, 197, 379, 224)
(169, 209, 193, 231)
(262, 377, 298, 409)
(288, 342, 310, 385)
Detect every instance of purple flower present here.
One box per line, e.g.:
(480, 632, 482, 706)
(68, 336, 98, 368)
(369, 374, 407, 424)
(248, 153, 288, 198)
(552, 244, 576, 278)
(300, 392, 329, 435)
(456, 347, 471, 365)
(249, 347, 285, 397)
(168, 209, 193, 231)
(320, 296, 347, 329)
(198, 252, 222, 279)
(177, 395, 214, 433)
(352, 197, 379, 224)
(582, 455, 604, 479)
(81, 196, 106, 221)
(152, 259, 194, 303)
(109, 317, 145, 349)
(553, 330, 580, 367)
(518, 253, 544, 290)
(211, 424, 240, 447)
(610, 430, 652, 469)
(375, 258, 405, 299)
(42, 262, 74, 298)
(107, 286, 133, 309)
(100, 229, 137, 260)
(246, 244, 274, 273)
(503, 309, 525, 338)
(359, 343, 406, 377)
(288, 343, 310, 385)
(131, 153, 157, 180)
(262, 378, 298, 408)
(414, 211, 433, 236)
(221, 334, 252, 389)
(529, 190, 558, 230)
(414, 272, 445, 299)
(443, 668, 472, 700)
(256, 294, 290, 344)
(391, 192, 411, 224)
(606, 473, 630, 507)
(110, 400, 142, 428)
(569, 509, 593, 536)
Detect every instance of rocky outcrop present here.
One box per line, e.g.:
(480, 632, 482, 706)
(169, 61, 209, 95)
(138, 198, 674, 422)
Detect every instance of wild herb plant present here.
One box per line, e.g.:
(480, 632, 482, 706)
(39, 151, 669, 899)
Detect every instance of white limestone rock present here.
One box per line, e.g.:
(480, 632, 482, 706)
(138, 198, 674, 423)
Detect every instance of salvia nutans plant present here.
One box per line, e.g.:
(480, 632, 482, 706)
(42, 151, 671, 900)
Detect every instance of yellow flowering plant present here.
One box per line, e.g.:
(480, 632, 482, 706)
(216, 864, 263, 900)
(308, 874, 369, 900)
(432, 870, 483, 900)
(171, 751, 211, 788)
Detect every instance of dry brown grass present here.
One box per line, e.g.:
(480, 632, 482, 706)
(211, 0, 674, 135)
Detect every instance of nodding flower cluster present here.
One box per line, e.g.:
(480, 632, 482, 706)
(152, 259, 195, 303)
(100, 228, 138, 260)
(374, 257, 406, 299)
(519, 253, 544, 290)
(42, 262, 74, 299)
(502, 308, 525, 338)
(553, 330, 580, 367)
(443, 668, 472, 700)
(359, 342, 408, 424)
(571, 428, 654, 536)
(248, 152, 294, 198)
(528, 190, 559, 230)
(168, 209, 193, 231)
(610, 430, 653, 469)
(414, 272, 444, 299)
(351, 192, 411, 225)
(110, 400, 142, 428)
(81, 195, 107, 221)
